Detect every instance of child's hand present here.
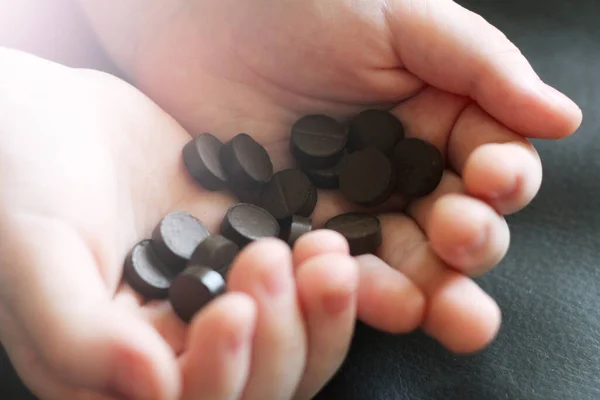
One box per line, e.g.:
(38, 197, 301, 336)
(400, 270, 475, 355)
(0, 49, 359, 400)
(79, 0, 582, 352)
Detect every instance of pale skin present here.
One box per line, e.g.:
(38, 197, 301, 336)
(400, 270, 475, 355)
(0, 0, 582, 400)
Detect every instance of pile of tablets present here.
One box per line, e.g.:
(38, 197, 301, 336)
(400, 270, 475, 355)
(123, 110, 444, 323)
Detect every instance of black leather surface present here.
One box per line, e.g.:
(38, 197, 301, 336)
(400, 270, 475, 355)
(2, 0, 599, 399)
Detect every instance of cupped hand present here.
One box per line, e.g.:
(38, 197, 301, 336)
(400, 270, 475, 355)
(0, 49, 359, 400)
(79, 0, 583, 353)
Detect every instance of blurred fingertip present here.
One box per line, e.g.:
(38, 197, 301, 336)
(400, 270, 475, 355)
(538, 82, 583, 135)
(298, 253, 358, 314)
(228, 237, 292, 282)
(211, 293, 257, 352)
(293, 229, 350, 266)
(464, 142, 542, 215)
(424, 277, 502, 354)
(108, 322, 182, 400)
(355, 255, 426, 333)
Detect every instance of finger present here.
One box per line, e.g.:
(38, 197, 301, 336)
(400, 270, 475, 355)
(113, 283, 145, 310)
(292, 224, 425, 334)
(463, 143, 543, 215)
(308, 190, 426, 333)
(9, 355, 116, 400)
(0, 214, 180, 400)
(293, 253, 358, 400)
(377, 214, 501, 353)
(428, 194, 510, 277)
(354, 254, 425, 333)
(393, 86, 470, 157)
(393, 89, 541, 215)
(227, 238, 307, 400)
(408, 171, 510, 276)
(450, 105, 543, 214)
(179, 293, 256, 400)
(1, 316, 115, 400)
(292, 229, 350, 267)
(387, 0, 582, 137)
(391, 86, 541, 215)
(141, 301, 187, 356)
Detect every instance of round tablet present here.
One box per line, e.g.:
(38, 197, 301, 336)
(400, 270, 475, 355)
(169, 266, 226, 323)
(290, 115, 348, 169)
(324, 213, 382, 256)
(189, 235, 239, 276)
(232, 184, 264, 205)
(347, 109, 404, 155)
(219, 133, 273, 188)
(151, 211, 211, 275)
(182, 133, 228, 191)
(339, 148, 398, 207)
(123, 240, 171, 300)
(303, 151, 346, 189)
(392, 138, 444, 197)
(305, 184, 318, 216)
(279, 215, 313, 247)
(260, 169, 317, 219)
(220, 203, 280, 248)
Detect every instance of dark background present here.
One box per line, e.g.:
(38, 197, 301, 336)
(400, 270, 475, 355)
(2, 0, 599, 399)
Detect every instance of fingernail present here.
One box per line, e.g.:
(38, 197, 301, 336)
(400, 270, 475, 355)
(112, 362, 153, 400)
(540, 83, 580, 112)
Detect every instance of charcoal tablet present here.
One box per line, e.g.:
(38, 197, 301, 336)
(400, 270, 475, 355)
(219, 133, 273, 188)
(260, 169, 317, 219)
(182, 133, 228, 191)
(123, 240, 171, 300)
(232, 184, 264, 205)
(347, 109, 404, 155)
(303, 151, 347, 189)
(306, 184, 318, 215)
(290, 115, 348, 169)
(324, 213, 382, 256)
(279, 215, 312, 247)
(151, 211, 211, 275)
(220, 203, 280, 248)
(392, 138, 444, 197)
(339, 148, 397, 207)
(189, 235, 239, 276)
(169, 266, 226, 323)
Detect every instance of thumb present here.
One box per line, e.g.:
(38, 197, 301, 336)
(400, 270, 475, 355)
(0, 213, 181, 400)
(387, 0, 582, 138)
